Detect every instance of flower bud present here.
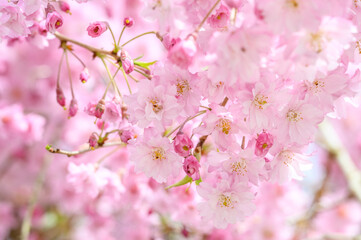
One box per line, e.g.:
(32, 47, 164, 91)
(45, 11, 63, 33)
(87, 21, 108, 38)
(56, 86, 66, 107)
(183, 155, 200, 180)
(59, 1, 71, 14)
(173, 132, 193, 157)
(68, 98, 78, 118)
(89, 133, 98, 149)
(123, 17, 134, 27)
(255, 131, 274, 157)
(79, 68, 89, 83)
(94, 99, 105, 119)
(119, 129, 133, 144)
(120, 50, 134, 74)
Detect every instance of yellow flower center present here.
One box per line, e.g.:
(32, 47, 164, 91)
(231, 160, 247, 176)
(253, 94, 268, 110)
(216, 118, 232, 134)
(151, 147, 166, 161)
(149, 98, 163, 113)
(286, 110, 303, 122)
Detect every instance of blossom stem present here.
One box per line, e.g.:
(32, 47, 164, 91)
(46, 141, 125, 157)
(96, 145, 123, 165)
(117, 26, 126, 46)
(128, 74, 140, 82)
(56, 51, 65, 88)
(68, 49, 86, 68)
(194, 0, 221, 33)
(166, 110, 207, 138)
(65, 51, 75, 98)
(106, 23, 118, 48)
(134, 68, 152, 80)
(100, 56, 122, 98)
(121, 31, 157, 47)
(54, 32, 117, 59)
(120, 67, 132, 94)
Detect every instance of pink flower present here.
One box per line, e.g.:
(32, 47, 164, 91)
(79, 68, 89, 83)
(123, 17, 134, 27)
(103, 100, 121, 123)
(120, 50, 134, 74)
(123, 80, 179, 130)
(173, 132, 193, 157)
(0, 5, 30, 39)
(45, 11, 63, 33)
(168, 38, 197, 69)
(68, 98, 78, 118)
(56, 86, 66, 107)
(255, 131, 274, 157)
(87, 21, 107, 38)
(129, 128, 182, 183)
(207, 4, 230, 29)
(224, 0, 246, 9)
(183, 155, 200, 180)
(197, 176, 255, 228)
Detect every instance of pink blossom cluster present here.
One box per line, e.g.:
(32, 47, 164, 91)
(1, 0, 361, 239)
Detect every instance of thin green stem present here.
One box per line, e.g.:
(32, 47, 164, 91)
(117, 26, 126, 46)
(121, 31, 157, 47)
(65, 51, 75, 98)
(134, 68, 152, 80)
(106, 23, 117, 48)
(120, 67, 132, 94)
(57, 51, 65, 88)
(68, 49, 86, 68)
(128, 74, 140, 82)
(100, 57, 122, 98)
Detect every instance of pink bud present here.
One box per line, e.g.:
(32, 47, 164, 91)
(123, 17, 134, 27)
(89, 133, 98, 148)
(79, 68, 89, 83)
(45, 3, 55, 14)
(183, 155, 201, 180)
(59, 1, 71, 14)
(68, 99, 78, 117)
(255, 131, 274, 157)
(120, 50, 134, 74)
(94, 99, 105, 119)
(56, 86, 66, 107)
(173, 132, 193, 157)
(162, 33, 181, 51)
(224, 0, 246, 9)
(96, 120, 109, 130)
(87, 21, 108, 38)
(119, 129, 133, 144)
(45, 11, 63, 33)
(168, 39, 197, 69)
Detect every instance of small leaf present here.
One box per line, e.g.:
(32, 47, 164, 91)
(134, 60, 157, 68)
(165, 175, 193, 190)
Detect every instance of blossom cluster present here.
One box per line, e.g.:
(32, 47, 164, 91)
(2, 0, 361, 239)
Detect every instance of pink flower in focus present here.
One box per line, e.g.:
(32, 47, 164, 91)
(197, 176, 255, 228)
(45, 11, 63, 33)
(173, 132, 193, 157)
(168, 38, 197, 69)
(79, 68, 89, 83)
(207, 4, 230, 29)
(183, 155, 200, 180)
(123, 17, 134, 27)
(87, 21, 107, 38)
(56, 86, 66, 107)
(255, 131, 274, 157)
(68, 98, 78, 118)
(120, 50, 134, 74)
(129, 128, 182, 183)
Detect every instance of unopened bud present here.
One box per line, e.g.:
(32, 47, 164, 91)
(173, 132, 193, 157)
(183, 155, 201, 180)
(79, 68, 89, 83)
(95, 99, 105, 119)
(68, 98, 78, 118)
(59, 1, 71, 14)
(89, 133, 98, 149)
(56, 86, 66, 107)
(120, 50, 134, 74)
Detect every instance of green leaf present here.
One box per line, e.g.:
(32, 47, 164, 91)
(165, 175, 193, 190)
(195, 177, 202, 185)
(134, 60, 157, 68)
(45, 144, 52, 151)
